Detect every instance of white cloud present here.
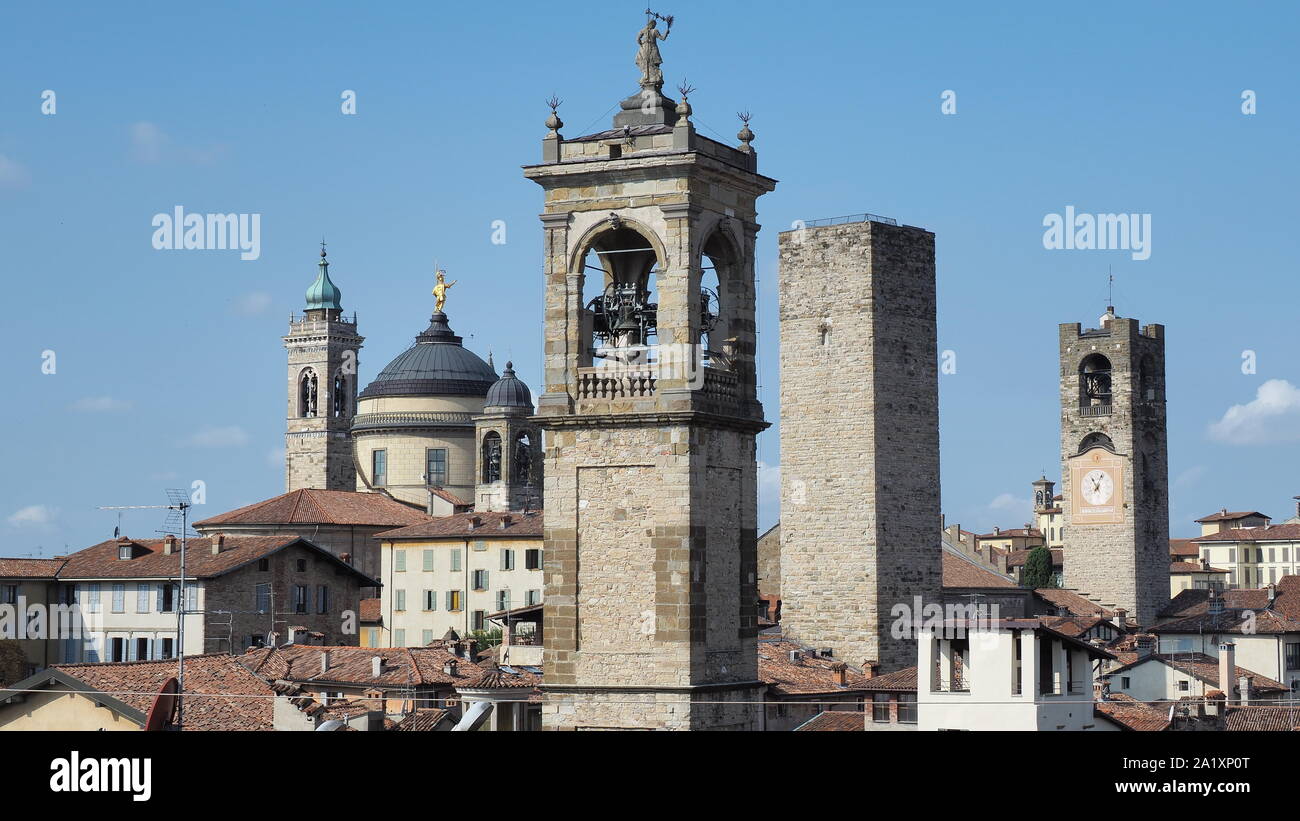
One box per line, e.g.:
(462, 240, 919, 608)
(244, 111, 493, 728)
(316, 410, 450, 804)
(70, 396, 132, 413)
(267, 447, 285, 468)
(180, 425, 249, 448)
(130, 121, 226, 165)
(233, 291, 273, 316)
(987, 493, 1032, 523)
(1174, 464, 1208, 488)
(7, 505, 56, 527)
(0, 154, 31, 189)
(1208, 379, 1300, 445)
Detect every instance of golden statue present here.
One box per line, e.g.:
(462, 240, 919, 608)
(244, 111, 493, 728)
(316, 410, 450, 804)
(432, 268, 457, 312)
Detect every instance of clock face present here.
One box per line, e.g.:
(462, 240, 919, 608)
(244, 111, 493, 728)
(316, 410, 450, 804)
(1081, 468, 1114, 506)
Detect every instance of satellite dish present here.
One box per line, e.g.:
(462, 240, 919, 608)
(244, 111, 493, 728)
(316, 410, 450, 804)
(315, 719, 346, 731)
(144, 677, 179, 731)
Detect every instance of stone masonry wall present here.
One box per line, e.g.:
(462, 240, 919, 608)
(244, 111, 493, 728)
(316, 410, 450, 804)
(777, 219, 941, 672)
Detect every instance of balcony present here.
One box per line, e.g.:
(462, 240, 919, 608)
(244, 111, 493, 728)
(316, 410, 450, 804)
(1078, 404, 1112, 417)
(576, 366, 656, 399)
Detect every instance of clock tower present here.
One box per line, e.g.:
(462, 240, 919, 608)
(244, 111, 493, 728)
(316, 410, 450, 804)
(1059, 308, 1168, 625)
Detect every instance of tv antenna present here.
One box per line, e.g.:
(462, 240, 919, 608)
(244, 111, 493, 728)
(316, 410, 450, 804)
(98, 488, 194, 730)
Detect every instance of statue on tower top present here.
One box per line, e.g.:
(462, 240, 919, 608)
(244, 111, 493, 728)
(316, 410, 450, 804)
(636, 9, 673, 91)
(432, 268, 457, 313)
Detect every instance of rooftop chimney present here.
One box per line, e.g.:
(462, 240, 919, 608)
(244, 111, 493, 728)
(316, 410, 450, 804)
(321, 649, 331, 673)
(1135, 634, 1155, 660)
(788, 650, 802, 665)
(443, 659, 458, 676)
(463, 638, 479, 660)
(340, 552, 352, 565)
(1115, 607, 1128, 628)
(862, 660, 879, 680)
(1267, 584, 1277, 606)
(371, 656, 384, 678)
(500, 515, 512, 529)
(163, 534, 177, 555)
(832, 662, 847, 687)
(1239, 674, 1252, 707)
(1219, 641, 1236, 705)
(468, 516, 482, 531)
(211, 533, 225, 555)
(993, 526, 1001, 536)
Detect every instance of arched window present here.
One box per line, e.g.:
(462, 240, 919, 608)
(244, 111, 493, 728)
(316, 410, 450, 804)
(481, 432, 502, 484)
(299, 369, 318, 418)
(1078, 432, 1114, 453)
(1078, 354, 1112, 408)
(699, 228, 738, 366)
(513, 431, 533, 484)
(579, 222, 660, 366)
(332, 372, 347, 418)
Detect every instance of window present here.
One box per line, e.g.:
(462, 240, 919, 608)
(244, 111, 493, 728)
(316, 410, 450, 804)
(258, 558, 269, 571)
(481, 432, 502, 483)
(1229, 548, 1236, 563)
(450, 549, 462, 572)
(525, 549, 542, 570)
(426, 448, 448, 487)
(396, 589, 407, 611)
(1203, 548, 1211, 562)
(422, 550, 434, 572)
(296, 558, 307, 572)
(159, 638, 175, 659)
(1285, 643, 1300, 672)
(135, 638, 150, 661)
(472, 569, 489, 591)
(526, 589, 541, 606)
(373, 449, 388, 486)
(472, 610, 487, 631)
(1, 584, 16, 605)
(897, 694, 917, 724)
(299, 369, 318, 417)
(293, 585, 308, 614)
(1270, 548, 1277, 563)
(111, 583, 125, 613)
(395, 550, 407, 572)
(1121, 676, 1131, 689)
(872, 694, 891, 723)
(394, 629, 406, 647)
(118, 544, 133, 560)
(158, 584, 175, 613)
(472, 539, 487, 552)
(496, 590, 509, 611)
(255, 583, 270, 613)
(500, 549, 515, 571)
(110, 638, 126, 662)
(446, 590, 463, 611)
(1177, 680, 1190, 692)
(423, 590, 436, 611)
(86, 583, 101, 613)
(317, 585, 330, 614)
(186, 582, 197, 611)
(332, 371, 348, 418)
(422, 629, 434, 646)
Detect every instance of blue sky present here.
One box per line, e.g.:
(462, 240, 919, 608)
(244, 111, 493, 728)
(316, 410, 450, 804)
(2, 1, 1298, 555)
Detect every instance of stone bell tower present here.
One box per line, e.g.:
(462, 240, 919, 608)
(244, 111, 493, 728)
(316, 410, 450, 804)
(284, 245, 363, 492)
(1059, 307, 1168, 625)
(524, 16, 776, 730)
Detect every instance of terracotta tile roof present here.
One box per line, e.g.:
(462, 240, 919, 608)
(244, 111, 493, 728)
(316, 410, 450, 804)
(942, 552, 1015, 588)
(238, 643, 486, 689)
(1155, 577, 1300, 633)
(1005, 547, 1063, 568)
(1195, 510, 1269, 524)
(392, 708, 453, 731)
(0, 557, 65, 578)
(1169, 561, 1228, 574)
(194, 489, 432, 528)
(427, 487, 469, 507)
(376, 510, 543, 540)
(359, 598, 381, 623)
(858, 666, 917, 692)
(758, 638, 872, 696)
(1034, 588, 1115, 618)
(1193, 523, 1300, 543)
(1041, 614, 1111, 637)
(52, 654, 275, 731)
(1169, 538, 1199, 557)
(794, 711, 866, 731)
(1223, 705, 1300, 731)
(976, 528, 1043, 540)
(56, 535, 377, 584)
(463, 666, 542, 689)
(1095, 694, 1171, 731)
(1105, 653, 1288, 694)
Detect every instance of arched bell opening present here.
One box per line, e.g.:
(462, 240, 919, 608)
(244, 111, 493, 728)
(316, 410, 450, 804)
(576, 220, 664, 369)
(1078, 353, 1112, 409)
(299, 368, 319, 418)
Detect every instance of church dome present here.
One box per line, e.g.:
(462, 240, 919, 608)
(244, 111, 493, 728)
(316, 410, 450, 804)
(305, 247, 344, 311)
(358, 311, 497, 399)
(485, 361, 533, 409)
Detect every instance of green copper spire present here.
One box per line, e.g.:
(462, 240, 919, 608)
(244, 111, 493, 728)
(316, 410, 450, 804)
(305, 241, 343, 311)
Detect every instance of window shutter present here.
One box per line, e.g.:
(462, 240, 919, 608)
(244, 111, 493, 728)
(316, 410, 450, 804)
(445, 590, 452, 611)
(423, 550, 434, 572)
(156, 583, 164, 611)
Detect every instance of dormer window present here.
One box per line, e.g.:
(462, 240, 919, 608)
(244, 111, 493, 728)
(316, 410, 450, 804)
(118, 543, 134, 560)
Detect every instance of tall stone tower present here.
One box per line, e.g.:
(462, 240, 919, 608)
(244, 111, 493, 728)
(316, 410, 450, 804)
(523, 18, 776, 730)
(1059, 308, 1168, 625)
(284, 245, 363, 492)
(777, 217, 942, 673)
